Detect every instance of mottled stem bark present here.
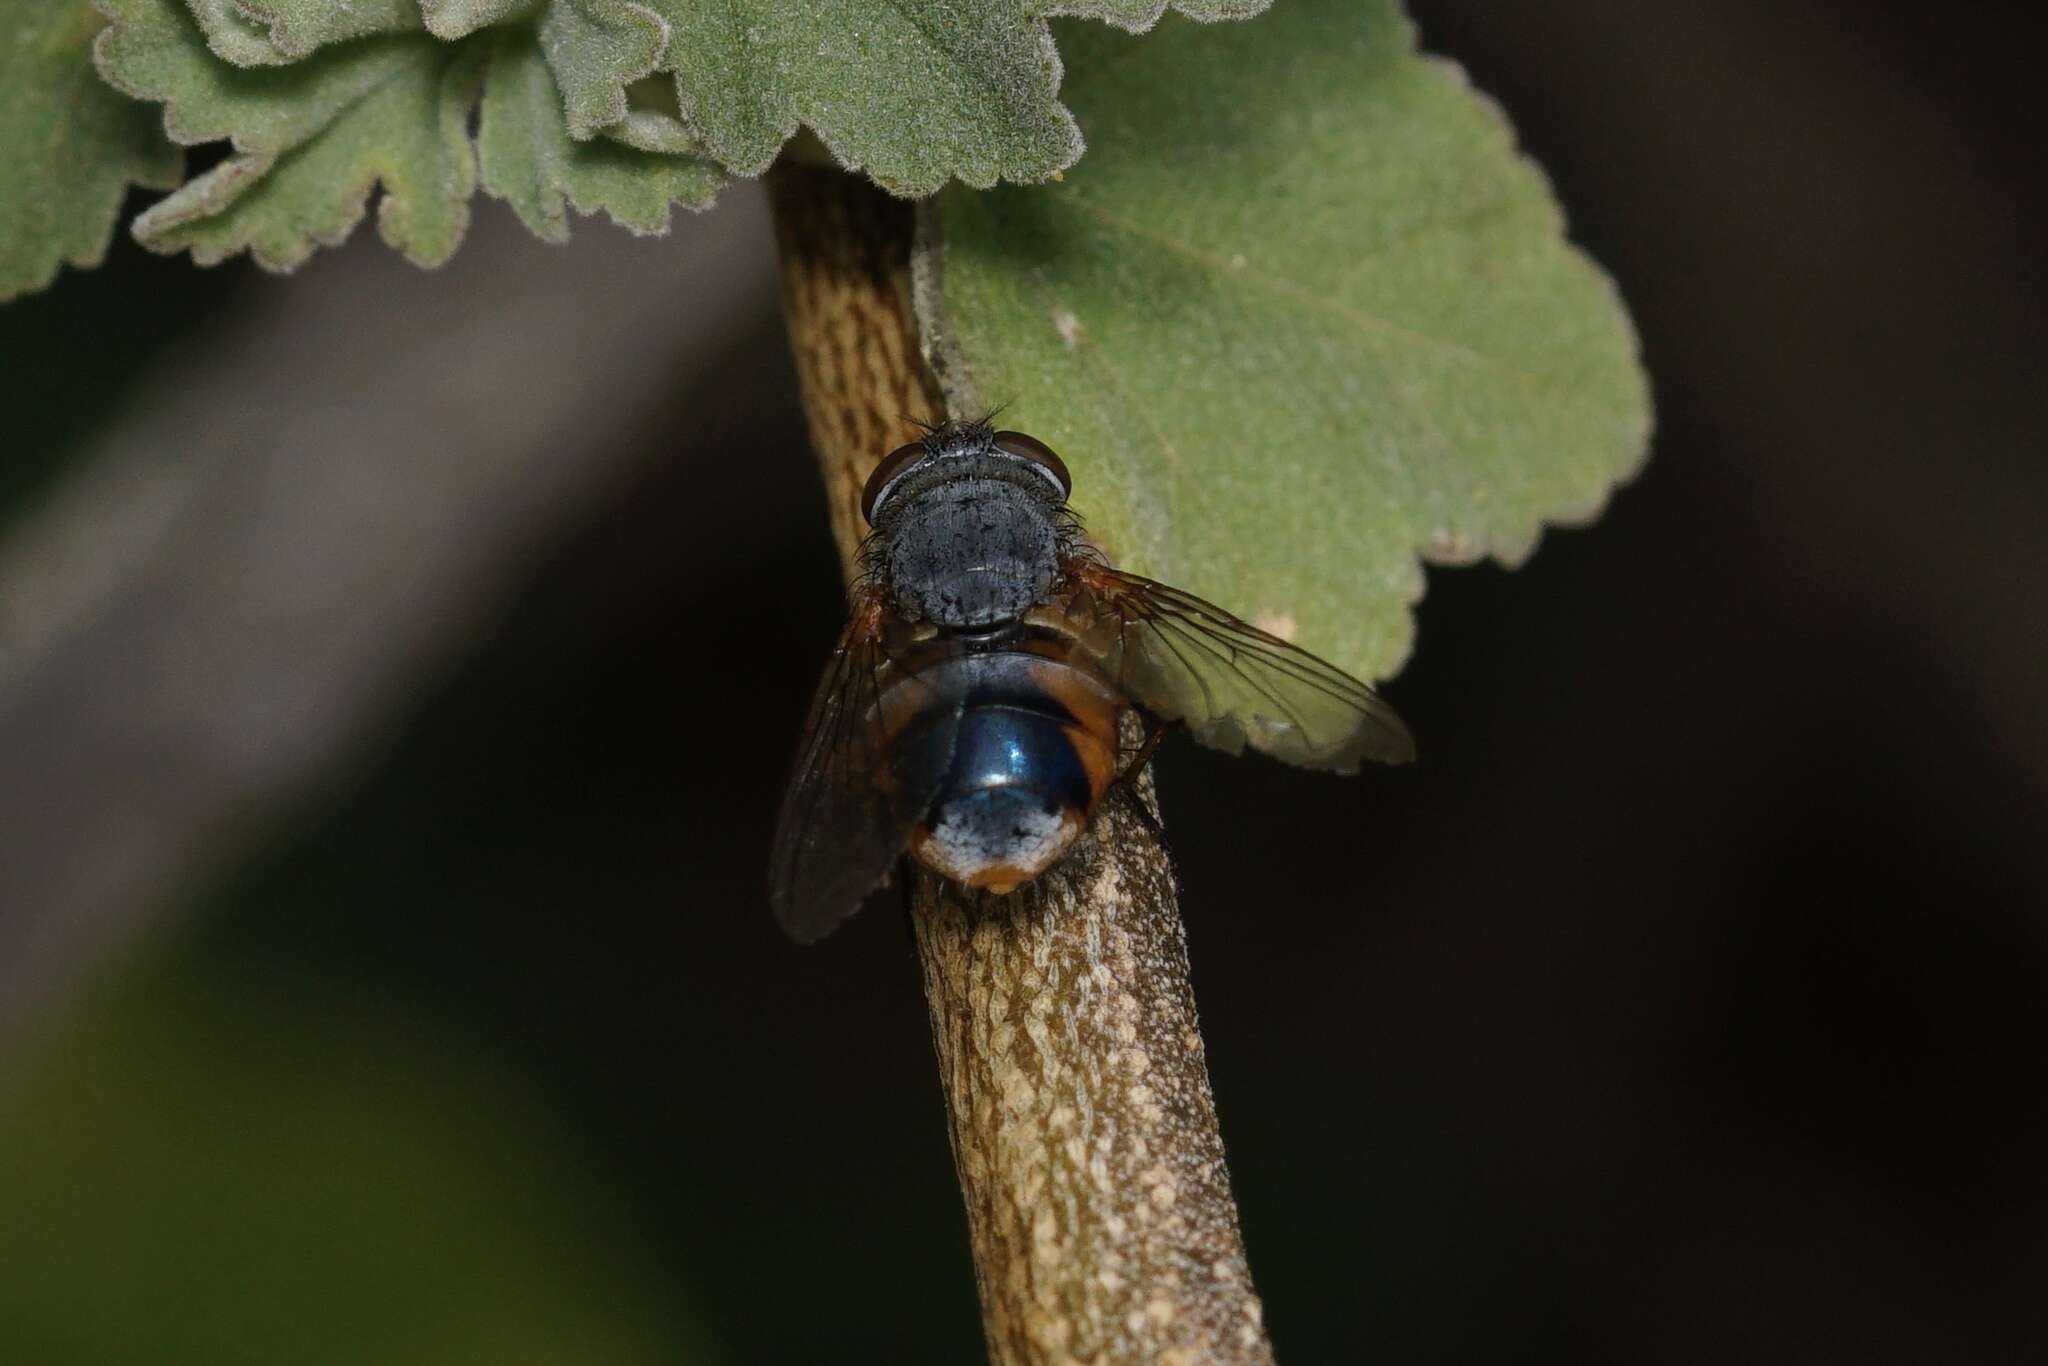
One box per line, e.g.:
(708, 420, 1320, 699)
(768, 163, 1275, 1366)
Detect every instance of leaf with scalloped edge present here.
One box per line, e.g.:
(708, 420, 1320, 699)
(478, 29, 723, 242)
(1048, 0, 1269, 31)
(535, 1, 673, 138)
(135, 49, 481, 270)
(179, 1, 671, 144)
(638, 0, 1267, 196)
(182, 0, 417, 65)
(418, 0, 674, 138)
(95, 0, 722, 270)
(97, 0, 479, 268)
(419, 0, 528, 37)
(922, 0, 1652, 685)
(98, 1, 426, 153)
(167, 1, 1275, 194)
(75, 0, 1285, 285)
(598, 76, 701, 153)
(0, 2, 182, 302)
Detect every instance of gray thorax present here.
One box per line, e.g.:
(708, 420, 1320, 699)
(875, 458, 1065, 629)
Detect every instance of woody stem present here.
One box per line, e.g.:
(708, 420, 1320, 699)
(766, 162, 1276, 1366)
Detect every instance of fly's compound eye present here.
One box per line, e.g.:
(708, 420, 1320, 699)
(862, 440, 932, 525)
(992, 430, 1071, 502)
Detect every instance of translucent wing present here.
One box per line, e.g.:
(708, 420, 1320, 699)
(1061, 563, 1416, 772)
(768, 602, 962, 943)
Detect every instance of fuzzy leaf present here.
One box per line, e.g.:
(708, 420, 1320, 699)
(418, 0, 674, 138)
(1049, 0, 1269, 31)
(97, 1, 431, 154)
(176, 1, 669, 145)
(924, 0, 1652, 683)
(419, 0, 529, 38)
(0, 2, 181, 301)
(478, 30, 722, 242)
(599, 77, 702, 154)
(639, 0, 1266, 196)
(536, 1, 672, 138)
(95, 0, 721, 270)
(98, 0, 480, 269)
(183, 0, 418, 65)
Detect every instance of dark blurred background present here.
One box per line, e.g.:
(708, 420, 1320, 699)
(3, 2, 2043, 1362)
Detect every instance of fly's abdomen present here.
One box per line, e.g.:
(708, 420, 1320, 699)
(898, 652, 1124, 893)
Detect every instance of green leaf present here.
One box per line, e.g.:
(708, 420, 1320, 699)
(95, 0, 722, 271)
(98, 2, 482, 270)
(535, 1, 673, 138)
(182, 1, 676, 143)
(128, 3, 1280, 197)
(1052, 0, 1271, 31)
(598, 76, 703, 154)
(421, 0, 674, 139)
(183, 0, 419, 65)
(922, 0, 1651, 683)
(63, 1, 1279, 284)
(420, 0, 531, 38)
(478, 29, 722, 242)
(0, 2, 181, 302)
(638, 0, 1266, 195)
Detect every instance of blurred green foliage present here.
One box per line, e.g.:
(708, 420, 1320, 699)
(0, 954, 725, 1365)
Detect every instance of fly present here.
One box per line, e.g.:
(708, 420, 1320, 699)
(769, 418, 1414, 942)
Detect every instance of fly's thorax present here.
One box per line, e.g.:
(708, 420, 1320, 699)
(875, 465, 1066, 628)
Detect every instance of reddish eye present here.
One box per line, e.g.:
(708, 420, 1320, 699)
(992, 430, 1071, 500)
(861, 440, 931, 525)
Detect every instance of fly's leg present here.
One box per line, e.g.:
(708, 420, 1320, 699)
(1116, 717, 1168, 788)
(1109, 719, 1169, 844)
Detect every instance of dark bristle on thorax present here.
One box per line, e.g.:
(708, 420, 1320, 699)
(906, 411, 1000, 450)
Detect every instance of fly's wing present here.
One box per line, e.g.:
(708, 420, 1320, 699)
(1062, 564, 1416, 772)
(769, 611, 961, 943)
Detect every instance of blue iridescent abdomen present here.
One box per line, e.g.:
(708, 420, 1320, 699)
(885, 647, 1125, 892)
